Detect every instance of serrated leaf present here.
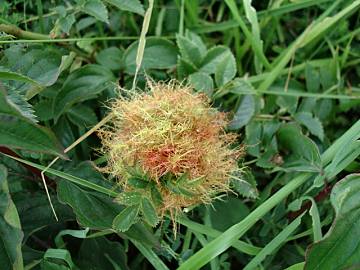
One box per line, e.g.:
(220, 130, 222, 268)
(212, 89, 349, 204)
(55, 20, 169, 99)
(0, 88, 65, 158)
(1, 46, 64, 98)
(127, 176, 149, 189)
(67, 105, 98, 128)
(112, 205, 140, 232)
(53, 64, 114, 121)
(188, 72, 214, 96)
(57, 180, 123, 229)
(115, 192, 143, 206)
(104, 0, 144, 15)
(141, 197, 159, 227)
(294, 112, 324, 141)
(200, 46, 234, 75)
(277, 123, 322, 172)
(7, 89, 37, 122)
(215, 53, 236, 86)
(176, 34, 203, 67)
(81, 0, 109, 23)
(305, 174, 360, 270)
(123, 38, 178, 74)
(0, 165, 24, 270)
(228, 95, 255, 130)
(177, 58, 198, 79)
(231, 170, 258, 199)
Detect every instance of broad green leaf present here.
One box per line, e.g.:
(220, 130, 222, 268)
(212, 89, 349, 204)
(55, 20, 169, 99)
(294, 112, 324, 141)
(188, 72, 214, 96)
(104, 0, 144, 15)
(115, 192, 143, 206)
(77, 237, 129, 270)
(305, 174, 360, 270)
(14, 192, 73, 241)
(95, 47, 123, 71)
(1, 45, 64, 99)
(200, 46, 234, 75)
(57, 180, 123, 229)
(231, 170, 258, 199)
(0, 165, 24, 270)
(228, 95, 255, 130)
(123, 38, 178, 74)
(177, 58, 197, 79)
(305, 63, 320, 92)
(277, 123, 322, 172)
(53, 64, 114, 121)
(41, 249, 75, 270)
(67, 105, 98, 128)
(0, 67, 40, 85)
(112, 205, 140, 232)
(0, 89, 65, 157)
(209, 197, 249, 231)
(213, 78, 255, 100)
(141, 197, 159, 227)
(80, 0, 109, 23)
(284, 262, 305, 270)
(215, 52, 236, 86)
(176, 34, 203, 67)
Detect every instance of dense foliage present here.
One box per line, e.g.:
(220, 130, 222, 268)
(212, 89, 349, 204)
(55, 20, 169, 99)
(0, 0, 360, 270)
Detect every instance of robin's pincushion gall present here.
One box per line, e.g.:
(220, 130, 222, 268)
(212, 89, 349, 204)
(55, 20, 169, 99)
(99, 81, 243, 228)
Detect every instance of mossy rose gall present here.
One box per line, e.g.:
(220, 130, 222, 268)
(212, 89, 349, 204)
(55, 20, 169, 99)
(99, 81, 244, 228)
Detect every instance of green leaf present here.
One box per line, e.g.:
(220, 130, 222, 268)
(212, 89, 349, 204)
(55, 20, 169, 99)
(0, 165, 24, 270)
(294, 112, 324, 141)
(57, 180, 123, 229)
(244, 214, 304, 270)
(0, 67, 40, 85)
(200, 46, 234, 75)
(277, 123, 322, 172)
(242, 0, 263, 73)
(104, 0, 144, 15)
(55, 228, 89, 248)
(112, 205, 140, 232)
(123, 38, 178, 74)
(67, 105, 98, 128)
(215, 52, 236, 86)
(231, 170, 258, 199)
(284, 262, 305, 270)
(41, 249, 75, 270)
(53, 64, 114, 121)
(95, 47, 123, 71)
(1, 46, 65, 99)
(115, 192, 143, 206)
(188, 72, 214, 96)
(77, 237, 129, 270)
(127, 176, 149, 189)
(176, 34, 203, 67)
(209, 197, 250, 231)
(0, 88, 65, 158)
(141, 197, 159, 227)
(305, 63, 320, 92)
(305, 174, 360, 270)
(228, 95, 255, 130)
(80, 0, 109, 23)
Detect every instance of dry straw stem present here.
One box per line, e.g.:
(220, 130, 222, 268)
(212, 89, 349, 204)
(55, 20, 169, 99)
(99, 80, 244, 220)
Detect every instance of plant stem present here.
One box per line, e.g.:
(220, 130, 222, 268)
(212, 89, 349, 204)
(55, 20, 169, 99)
(0, 23, 49, 40)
